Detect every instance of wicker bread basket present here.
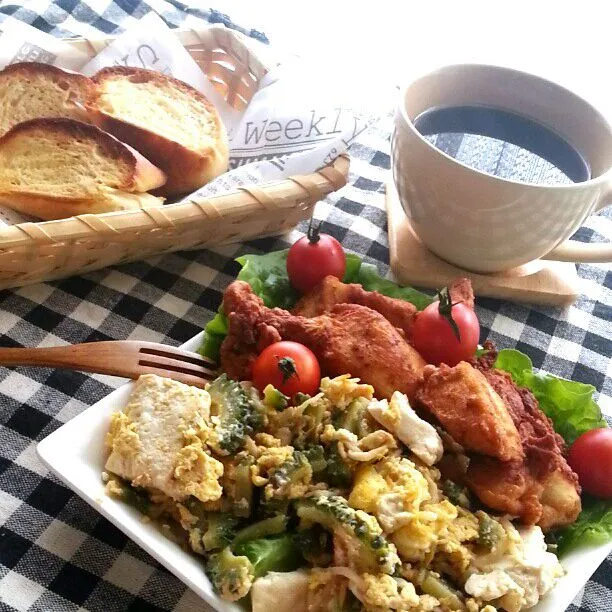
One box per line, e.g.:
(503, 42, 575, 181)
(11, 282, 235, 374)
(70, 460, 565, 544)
(0, 25, 349, 290)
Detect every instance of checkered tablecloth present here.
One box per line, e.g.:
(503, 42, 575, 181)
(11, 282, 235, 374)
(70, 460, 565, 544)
(0, 2, 610, 611)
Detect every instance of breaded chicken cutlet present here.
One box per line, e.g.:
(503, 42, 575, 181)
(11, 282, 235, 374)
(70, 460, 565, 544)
(221, 280, 426, 401)
(293, 275, 418, 336)
(292, 275, 475, 340)
(416, 356, 581, 530)
(417, 361, 524, 462)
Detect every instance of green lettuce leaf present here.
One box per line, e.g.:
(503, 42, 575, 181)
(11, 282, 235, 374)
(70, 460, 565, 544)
(556, 496, 612, 556)
(354, 262, 434, 311)
(199, 306, 228, 365)
(494, 348, 610, 556)
(235, 250, 297, 310)
(494, 349, 606, 445)
(200, 249, 432, 362)
(342, 253, 362, 283)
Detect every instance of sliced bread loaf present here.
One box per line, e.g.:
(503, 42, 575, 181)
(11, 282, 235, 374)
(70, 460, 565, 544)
(88, 66, 229, 197)
(0, 118, 166, 220)
(0, 62, 95, 137)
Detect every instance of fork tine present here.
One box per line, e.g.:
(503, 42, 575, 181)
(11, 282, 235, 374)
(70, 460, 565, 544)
(139, 347, 208, 367)
(136, 342, 218, 367)
(135, 363, 213, 388)
(0, 340, 221, 388)
(137, 359, 214, 379)
(137, 353, 217, 377)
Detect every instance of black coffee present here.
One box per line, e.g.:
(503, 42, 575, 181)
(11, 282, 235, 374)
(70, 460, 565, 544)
(414, 105, 590, 185)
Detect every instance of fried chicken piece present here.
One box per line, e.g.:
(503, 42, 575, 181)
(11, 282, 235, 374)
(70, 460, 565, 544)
(293, 276, 475, 339)
(424, 353, 581, 530)
(466, 457, 581, 531)
(471, 363, 581, 530)
(448, 277, 475, 310)
(221, 280, 426, 400)
(293, 275, 418, 336)
(416, 362, 523, 462)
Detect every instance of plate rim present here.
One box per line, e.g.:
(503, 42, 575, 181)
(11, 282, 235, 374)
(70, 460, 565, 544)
(36, 330, 612, 612)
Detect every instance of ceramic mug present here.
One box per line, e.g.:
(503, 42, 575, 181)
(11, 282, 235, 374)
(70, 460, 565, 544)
(392, 64, 612, 273)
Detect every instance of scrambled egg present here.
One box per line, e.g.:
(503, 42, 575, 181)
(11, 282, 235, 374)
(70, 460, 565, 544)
(307, 569, 441, 612)
(349, 456, 431, 531)
(320, 374, 374, 408)
(392, 499, 459, 563)
(359, 574, 423, 610)
(348, 454, 476, 577)
(105, 374, 223, 502)
(248, 443, 295, 486)
(321, 424, 396, 462)
(466, 521, 564, 612)
(435, 510, 480, 578)
(104, 373, 565, 612)
(367, 392, 443, 466)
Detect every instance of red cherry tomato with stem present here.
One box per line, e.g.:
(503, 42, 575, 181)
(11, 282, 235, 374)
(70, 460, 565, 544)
(568, 428, 612, 498)
(412, 286, 480, 366)
(252, 341, 321, 397)
(287, 219, 346, 294)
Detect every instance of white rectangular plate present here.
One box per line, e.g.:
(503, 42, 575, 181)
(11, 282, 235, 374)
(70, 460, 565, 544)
(37, 331, 612, 612)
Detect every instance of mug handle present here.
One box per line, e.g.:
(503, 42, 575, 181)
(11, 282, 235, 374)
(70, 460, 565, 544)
(542, 185, 612, 263)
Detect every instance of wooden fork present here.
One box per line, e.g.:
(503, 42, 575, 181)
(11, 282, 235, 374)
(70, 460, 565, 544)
(0, 341, 219, 388)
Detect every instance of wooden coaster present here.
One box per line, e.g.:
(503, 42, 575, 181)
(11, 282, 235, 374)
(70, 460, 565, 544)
(385, 182, 579, 306)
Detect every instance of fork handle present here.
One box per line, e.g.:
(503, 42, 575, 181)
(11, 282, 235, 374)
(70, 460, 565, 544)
(0, 342, 138, 379)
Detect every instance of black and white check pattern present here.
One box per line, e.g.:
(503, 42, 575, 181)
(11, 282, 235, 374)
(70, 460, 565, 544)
(0, 2, 611, 611)
(0, 0, 268, 41)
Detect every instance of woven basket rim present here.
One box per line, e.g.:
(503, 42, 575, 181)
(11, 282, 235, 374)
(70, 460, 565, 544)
(62, 21, 273, 76)
(0, 154, 350, 248)
(0, 21, 351, 292)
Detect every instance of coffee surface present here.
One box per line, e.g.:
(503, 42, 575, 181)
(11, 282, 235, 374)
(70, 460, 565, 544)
(414, 105, 591, 185)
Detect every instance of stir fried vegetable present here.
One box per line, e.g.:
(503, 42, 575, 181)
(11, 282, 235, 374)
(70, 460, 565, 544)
(233, 515, 288, 548)
(202, 513, 242, 552)
(476, 512, 503, 551)
(234, 534, 302, 578)
(108, 297, 611, 612)
(206, 547, 254, 602)
(208, 375, 264, 454)
(296, 495, 398, 574)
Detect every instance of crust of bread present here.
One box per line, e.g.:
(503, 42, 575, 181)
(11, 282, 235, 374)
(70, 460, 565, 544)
(0, 61, 92, 81)
(0, 118, 166, 193)
(0, 118, 166, 220)
(92, 112, 228, 197)
(89, 66, 229, 197)
(0, 190, 164, 220)
(0, 62, 96, 135)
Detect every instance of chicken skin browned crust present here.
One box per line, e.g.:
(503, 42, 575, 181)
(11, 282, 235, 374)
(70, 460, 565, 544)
(417, 362, 524, 462)
(416, 358, 581, 530)
(221, 280, 426, 401)
(292, 275, 418, 337)
(471, 361, 582, 530)
(292, 275, 475, 339)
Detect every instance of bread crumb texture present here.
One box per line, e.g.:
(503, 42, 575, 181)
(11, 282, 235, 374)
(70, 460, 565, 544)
(0, 119, 134, 198)
(0, 63, 93, 137)
(95, 73, 221, 152)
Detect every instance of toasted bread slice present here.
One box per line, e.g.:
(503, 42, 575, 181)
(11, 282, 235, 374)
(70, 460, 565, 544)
(0, 118, 166, 220)
(89, 66, 229, 197)
(0, 62, 95, 137)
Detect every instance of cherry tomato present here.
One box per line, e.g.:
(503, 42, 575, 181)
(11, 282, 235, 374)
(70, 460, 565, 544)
(568, 428, 612, 498)
(286, 221, 346, 294)
(252, 341, 321, 397)
(412, 288, 480, 366)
